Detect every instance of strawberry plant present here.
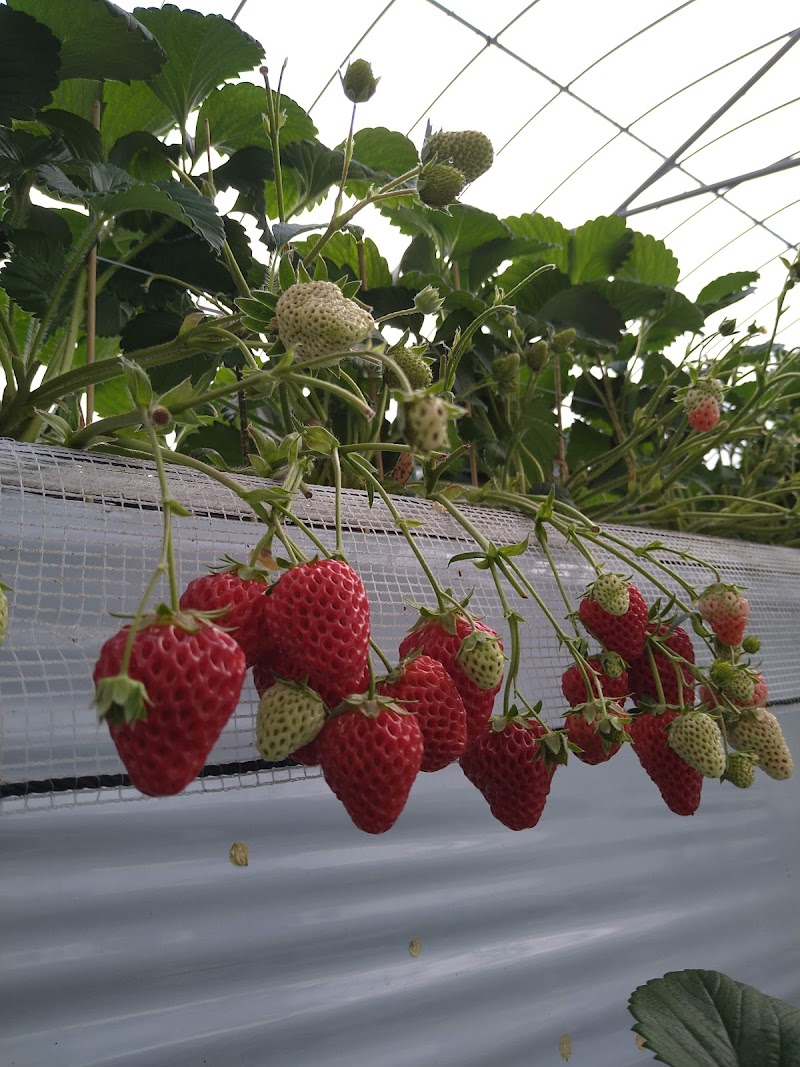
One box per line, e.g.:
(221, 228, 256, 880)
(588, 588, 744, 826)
(0, 1, 794, 825)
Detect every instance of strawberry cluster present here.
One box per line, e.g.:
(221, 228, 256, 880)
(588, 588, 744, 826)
(568, 572, 793, 815)
(92, 558, 792, 832)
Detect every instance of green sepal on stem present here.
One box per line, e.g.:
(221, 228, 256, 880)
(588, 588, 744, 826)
(449, 535, 529, 571)
(205, 555, 274, 584)
(489, 704, 570, 765)
(403, 593, 474, 636)
(333, 693, 410, 718)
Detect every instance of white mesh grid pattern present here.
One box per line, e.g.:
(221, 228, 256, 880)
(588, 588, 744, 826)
(1, 438, 798, 814)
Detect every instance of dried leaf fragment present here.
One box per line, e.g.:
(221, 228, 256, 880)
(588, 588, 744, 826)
(229, 841, 249, 867)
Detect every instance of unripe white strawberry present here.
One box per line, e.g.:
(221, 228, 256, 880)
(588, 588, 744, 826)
(384, 348, 433, 391)
(589, 573, 630, 616)
(456, 631, 505, 690)
(256, 679, 326, 762)
(668, 711, 726, 778)
(728, 709, 793, 781)
(403, 395, 450, 451)
(275, 281, 374, 363)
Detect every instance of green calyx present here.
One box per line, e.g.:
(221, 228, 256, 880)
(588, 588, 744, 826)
(94, 673, 151, 725)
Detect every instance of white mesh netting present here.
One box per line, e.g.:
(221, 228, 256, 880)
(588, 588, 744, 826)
(1, 438, 798, 814)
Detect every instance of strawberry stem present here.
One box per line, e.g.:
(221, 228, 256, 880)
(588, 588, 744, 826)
(142, 407, 181, 612)
(332, 447, 344, 557)
(534, 522, 583, 638)
(346, 453, 450, 613)
(645, 643, 668, 707)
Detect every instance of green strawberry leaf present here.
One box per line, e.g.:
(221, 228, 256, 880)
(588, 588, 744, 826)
(195, 83, 316, 158)
(695, 271, 760, 316)
(629, 969, 800, 1067)
(616, 231, 680, 288)
(8, 0, 165, 84)
(100, 78, 175, 151)
(568, 214, 633, 283)
(0, 6, 62, 124)
(348, 126, 418, 179)
(133, 5, 264, 130)
(503, 212, 571, 273)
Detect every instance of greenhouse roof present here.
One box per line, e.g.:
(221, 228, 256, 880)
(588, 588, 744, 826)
(118, 1, 800, 347)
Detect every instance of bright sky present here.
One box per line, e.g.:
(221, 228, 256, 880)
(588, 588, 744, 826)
(66, 2, 800, 350)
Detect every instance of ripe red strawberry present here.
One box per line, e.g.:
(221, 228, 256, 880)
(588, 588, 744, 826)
(399, 610, 503, 741)
(578, 581, 649, 661)
(93, 614, 246, 796)
(696, 583, 749, 646)
(564, 701, 629, 765)
(179, 566, 270, 666)
(291, 737, 322, 766)
(686, 393, 720, 431)
(459, 715, 556, 830)
(317, 699, 423, 833)
(262, 558, 370, 707)
(628, 624, 696, 709)
(377, 654, 467, 771)
(561, 654, 629, 708)
(629, 709, 703, 815)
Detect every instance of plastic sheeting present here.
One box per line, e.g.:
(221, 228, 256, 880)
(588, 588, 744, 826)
(1, 743, 798, 1067)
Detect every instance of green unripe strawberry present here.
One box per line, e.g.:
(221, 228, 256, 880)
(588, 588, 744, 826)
(418, 163, 465, 209)
(589, 573, 630, 616)
(384, 348, 433, 391)
(526, 339, 550, 371)
(741, 635, 761, 654)
(256, 679, 326, 762)
(0, 586, 8, 645)
(551, 328, 576, 354)
(712, 639, 739, 663)
(709, 660, 736, 687)
(722, 752, 757, 789)
(492, 352, 520, 386)
(275, 281, 374, 363)
(720, 666, 756, 705)
(728, 709, 793, 781)
(341, 58, 379, 103)
(421, 130, 494, 183)
(456, 631, 505, 690)
(667, 711, 726, 778)
(599, 651, 626, 679)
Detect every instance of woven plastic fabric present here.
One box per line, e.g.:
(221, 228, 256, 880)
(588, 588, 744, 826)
(1, 439, 798, 812)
